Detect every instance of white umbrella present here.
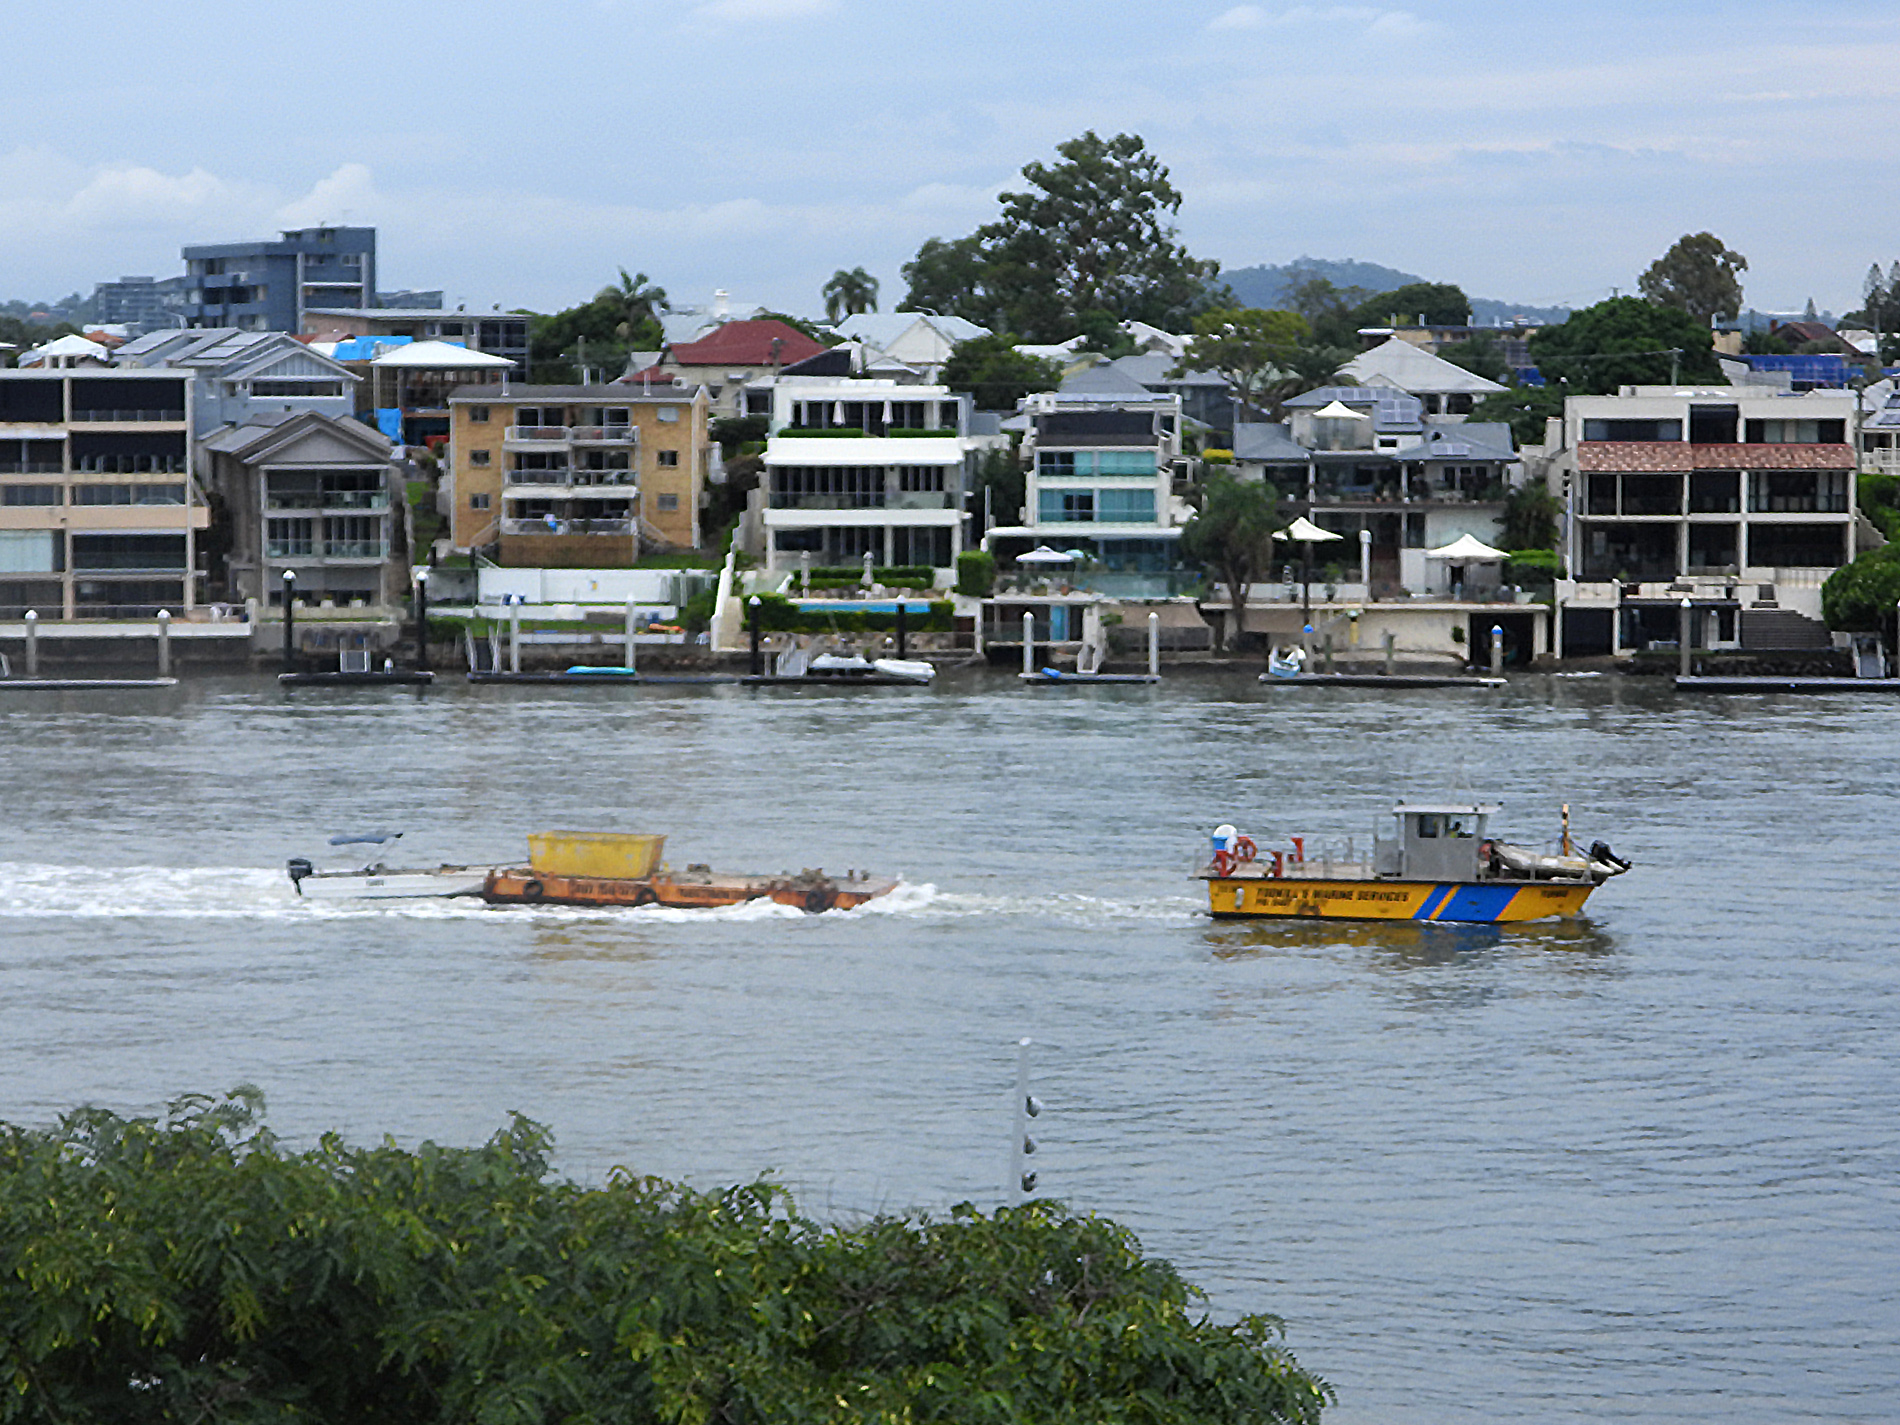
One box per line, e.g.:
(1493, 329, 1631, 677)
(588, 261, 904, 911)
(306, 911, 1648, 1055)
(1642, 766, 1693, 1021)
(1309, 399, 1370, 421)
(1426, 532, 1508, 562)
(1018, 546, 1078, 565)
(1273, 516, 1345, 543)
(1272, 519, 1343, 630)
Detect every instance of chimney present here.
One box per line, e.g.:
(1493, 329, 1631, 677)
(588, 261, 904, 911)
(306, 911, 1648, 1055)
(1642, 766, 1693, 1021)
(712, 289, 730, 322)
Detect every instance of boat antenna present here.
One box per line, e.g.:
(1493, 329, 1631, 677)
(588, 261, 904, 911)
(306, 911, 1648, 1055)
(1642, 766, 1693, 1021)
(1561, 803, 1572, 857)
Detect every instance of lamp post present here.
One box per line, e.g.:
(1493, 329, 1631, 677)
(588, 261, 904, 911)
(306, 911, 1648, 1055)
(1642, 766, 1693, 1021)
(414, 568, 430, 673)
(281, 570, 296, 673)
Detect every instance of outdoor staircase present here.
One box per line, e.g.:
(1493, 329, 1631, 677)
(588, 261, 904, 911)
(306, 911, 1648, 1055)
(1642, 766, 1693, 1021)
(1739, 608, 1832, 650)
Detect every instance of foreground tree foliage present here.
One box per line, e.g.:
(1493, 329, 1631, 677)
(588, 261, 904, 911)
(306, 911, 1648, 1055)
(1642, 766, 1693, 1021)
(0, 1090, 1331, 1424)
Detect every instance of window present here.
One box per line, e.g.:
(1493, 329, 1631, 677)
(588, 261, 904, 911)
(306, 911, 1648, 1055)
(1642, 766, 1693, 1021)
(470, 450, 491, 467)
(656, 450, 679, 467)
(1746, 418, 1846, 444)
(469, 406, 490, 423)
(1097, 488, 1156, 522)
(1039, 488, 1094, 522)
(2, 485, 61, 506)
(657, 406, 680, 422)
(1749, 470, 1848, 513)
(251, 380, 344, 398)
(470, 493, 491, 510)
(656, 494, 679, 512)
(267, 518, 315, 556)
(72, 484, 187, 506)
(1582, 419, 1683, 442)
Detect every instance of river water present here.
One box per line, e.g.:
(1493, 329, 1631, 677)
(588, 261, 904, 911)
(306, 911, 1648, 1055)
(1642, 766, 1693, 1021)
(1, 672, 1896, 1422)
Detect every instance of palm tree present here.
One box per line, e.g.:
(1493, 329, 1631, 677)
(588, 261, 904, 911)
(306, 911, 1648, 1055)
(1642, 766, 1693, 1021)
(822, 267, 879, 323)
(596, 268, 668, 343)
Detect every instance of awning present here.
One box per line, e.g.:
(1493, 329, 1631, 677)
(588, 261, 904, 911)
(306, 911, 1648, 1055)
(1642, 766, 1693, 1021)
(1426, 533, 1509, 561)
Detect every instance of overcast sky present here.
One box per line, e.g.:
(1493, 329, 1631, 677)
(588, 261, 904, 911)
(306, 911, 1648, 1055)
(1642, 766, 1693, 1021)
(5, 1, 1895, 319)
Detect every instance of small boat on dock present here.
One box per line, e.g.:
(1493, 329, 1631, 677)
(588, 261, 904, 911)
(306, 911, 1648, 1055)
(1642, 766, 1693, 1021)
(286, 832, 493, 900)
(1199, 801, 1630, 924)
(484, 831, 896, 913)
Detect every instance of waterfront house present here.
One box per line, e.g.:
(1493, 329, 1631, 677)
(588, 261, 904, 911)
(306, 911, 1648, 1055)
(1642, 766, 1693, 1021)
(757, 378, 974, 575)
(0, 367, 204, 619)
(1234, 385, 1520, 595)
(201, 411, 406, 608)
(446, 384, 712, 565)
(1550, 387, 1860, 655)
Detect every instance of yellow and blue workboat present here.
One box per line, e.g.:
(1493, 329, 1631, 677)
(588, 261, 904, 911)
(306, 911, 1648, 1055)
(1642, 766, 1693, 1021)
(1200, 802, 1630, 924)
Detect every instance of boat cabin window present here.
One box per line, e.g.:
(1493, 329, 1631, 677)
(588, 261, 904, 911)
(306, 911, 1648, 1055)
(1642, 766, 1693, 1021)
(1417, 814, 1440, 838)
(1445, 817, 1472, 838)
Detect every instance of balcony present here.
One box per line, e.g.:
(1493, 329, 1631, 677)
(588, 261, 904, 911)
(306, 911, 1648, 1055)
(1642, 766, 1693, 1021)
(501, 517, 633, 537)
(570, 425, 635, 445)
(324, 540, 388, 560)
(69, 409, 186, 423)
(321, 491, 390, 510)
(504, 425, 570, 445)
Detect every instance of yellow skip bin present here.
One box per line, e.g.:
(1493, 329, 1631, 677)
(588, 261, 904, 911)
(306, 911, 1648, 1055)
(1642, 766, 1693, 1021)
(527, 831, 666, 880)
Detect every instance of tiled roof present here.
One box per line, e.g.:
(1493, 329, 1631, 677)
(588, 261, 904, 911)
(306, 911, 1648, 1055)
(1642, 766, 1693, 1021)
(667, 319, 828, 368)
(1579, 442, 1854, 471)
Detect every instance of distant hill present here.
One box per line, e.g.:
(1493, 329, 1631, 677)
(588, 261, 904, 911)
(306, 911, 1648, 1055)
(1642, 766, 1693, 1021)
(1219, 257, 1574, 326)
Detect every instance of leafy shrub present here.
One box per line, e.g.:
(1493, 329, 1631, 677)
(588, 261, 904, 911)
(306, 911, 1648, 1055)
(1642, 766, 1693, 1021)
(957, 548, 997, 597)
(1822, 544, 1900, 630)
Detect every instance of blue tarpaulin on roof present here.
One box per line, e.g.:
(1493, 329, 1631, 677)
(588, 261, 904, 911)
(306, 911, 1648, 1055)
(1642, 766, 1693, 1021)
(375, 408, 404, 443)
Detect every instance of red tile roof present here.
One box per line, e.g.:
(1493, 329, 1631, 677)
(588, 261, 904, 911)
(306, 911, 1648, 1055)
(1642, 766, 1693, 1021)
(1579, 442, 1854, 472)
(666, 319, 828, 368)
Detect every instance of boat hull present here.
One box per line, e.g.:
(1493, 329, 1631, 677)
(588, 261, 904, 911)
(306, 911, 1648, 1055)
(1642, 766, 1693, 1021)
(295, 868, 492, 900)
(1206, 876, 1594, 923)
(483, 867, 895, 913)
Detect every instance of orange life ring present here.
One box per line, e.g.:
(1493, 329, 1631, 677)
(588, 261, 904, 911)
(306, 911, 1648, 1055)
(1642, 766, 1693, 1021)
(1212, 848, 1237, 877)
(1234, 835, 1258, 863)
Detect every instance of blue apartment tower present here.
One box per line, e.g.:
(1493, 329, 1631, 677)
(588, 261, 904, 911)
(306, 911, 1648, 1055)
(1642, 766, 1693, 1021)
(181, 226, 376, 333)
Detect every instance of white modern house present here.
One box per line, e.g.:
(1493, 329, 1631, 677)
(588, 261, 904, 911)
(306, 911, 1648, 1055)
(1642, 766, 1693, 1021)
(757, 378, 976, 575)
(989, 388, 1190, 575)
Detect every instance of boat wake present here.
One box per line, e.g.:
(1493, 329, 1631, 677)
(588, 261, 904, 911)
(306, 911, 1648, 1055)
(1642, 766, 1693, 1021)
(0, 862, 1200, 928)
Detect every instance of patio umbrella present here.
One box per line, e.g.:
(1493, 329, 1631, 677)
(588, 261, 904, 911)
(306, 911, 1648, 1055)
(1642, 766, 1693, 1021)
(1273, 517, 1345, 630)
(1426, 532, 1508, 598)
(1018, 546, 1078, 564)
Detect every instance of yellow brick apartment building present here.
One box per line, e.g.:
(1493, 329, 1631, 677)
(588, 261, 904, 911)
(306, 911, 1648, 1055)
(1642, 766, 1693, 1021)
(446, 384, 711, 566)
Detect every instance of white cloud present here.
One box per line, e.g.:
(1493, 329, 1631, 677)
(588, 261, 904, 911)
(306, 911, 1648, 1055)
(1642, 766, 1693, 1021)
(275, 163, 382, 229)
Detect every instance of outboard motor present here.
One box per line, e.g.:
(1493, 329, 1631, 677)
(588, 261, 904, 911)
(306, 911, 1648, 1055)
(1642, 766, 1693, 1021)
(1587, 840, 1631, 873)
(286, 857, 314, 895)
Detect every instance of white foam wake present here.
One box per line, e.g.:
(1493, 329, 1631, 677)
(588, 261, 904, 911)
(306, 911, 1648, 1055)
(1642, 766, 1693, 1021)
(0, 863, 1198, 927)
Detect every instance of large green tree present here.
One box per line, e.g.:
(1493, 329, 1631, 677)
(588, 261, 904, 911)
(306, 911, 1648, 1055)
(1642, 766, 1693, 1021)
(0, 1089, 1331, 1423)
(901, 132, 1223, 342)
(530, 272, 668, 382)
(1638, 232, 1747, 324)
(1347, 281, 1471, 329)
(1181, 472, 1286, 647)
(1175, 307, 1311, 420)
(1526, 296, 1721, 393)
(939, 332, 1064, 409)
